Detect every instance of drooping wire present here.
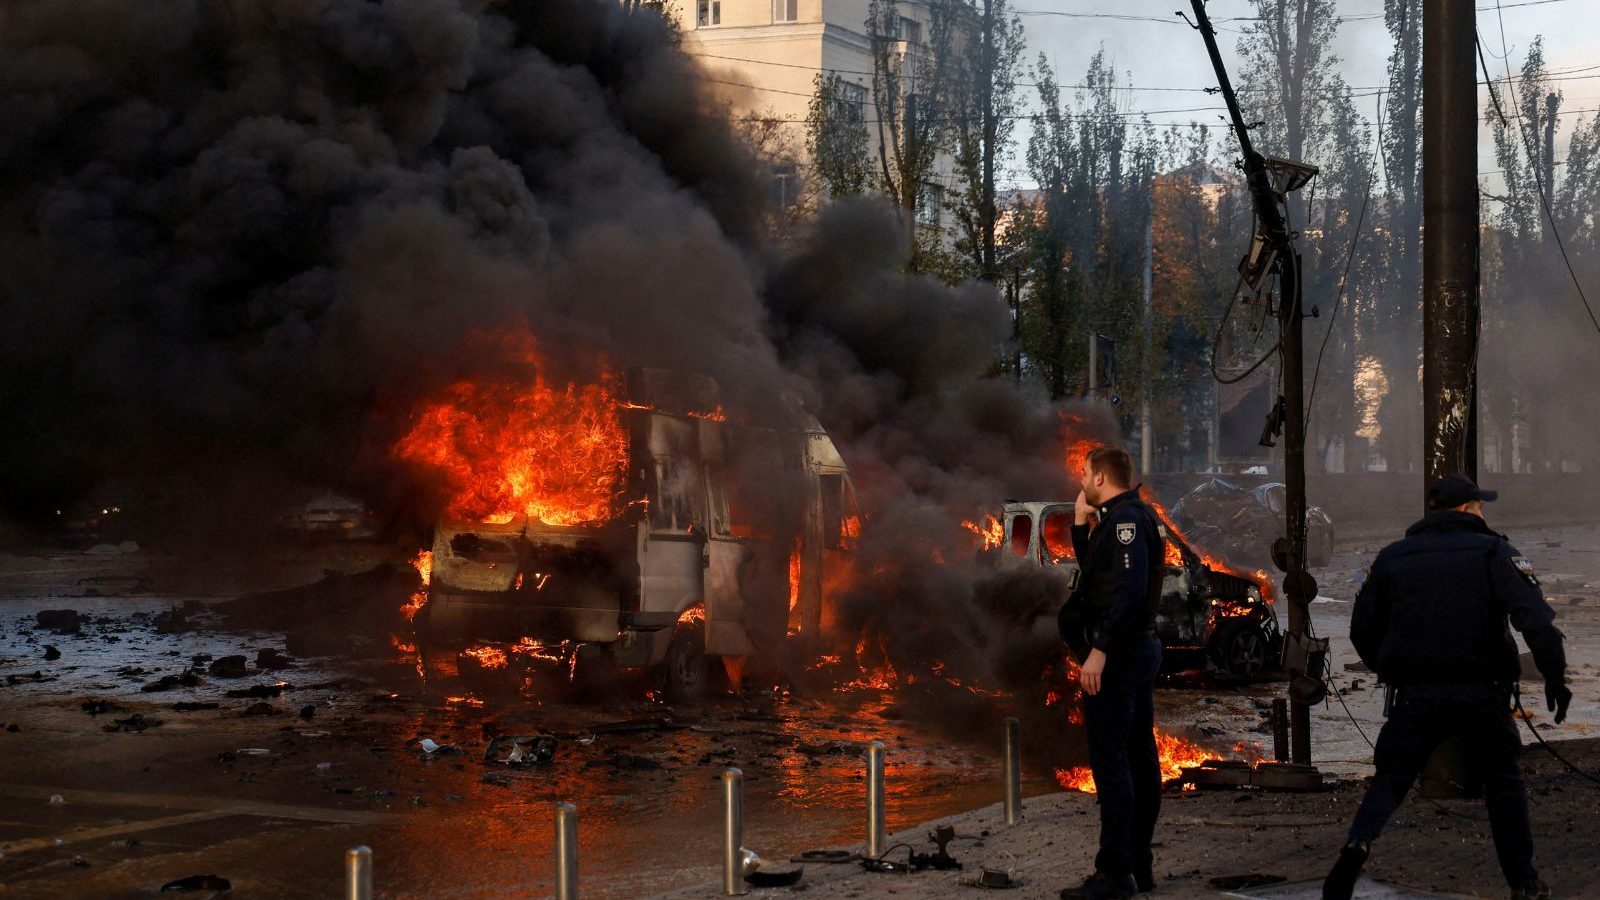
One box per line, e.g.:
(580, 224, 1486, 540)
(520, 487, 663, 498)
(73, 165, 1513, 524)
(1481, 2, 1600, 336)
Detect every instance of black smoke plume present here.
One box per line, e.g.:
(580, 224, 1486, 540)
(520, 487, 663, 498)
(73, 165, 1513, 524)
(0, 0, 1112, 696)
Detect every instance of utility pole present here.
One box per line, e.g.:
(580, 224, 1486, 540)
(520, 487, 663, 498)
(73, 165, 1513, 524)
(1189, 0, 1324, 772)
(1141, 219, 1154, 475)
(1420, 0, 1480, 798)
(1422, 0, 1479, 490)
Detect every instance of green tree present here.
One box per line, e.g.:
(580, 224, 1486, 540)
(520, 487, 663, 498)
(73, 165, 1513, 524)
(806, 73, 874, 200)
(946, 0, 1027, 281)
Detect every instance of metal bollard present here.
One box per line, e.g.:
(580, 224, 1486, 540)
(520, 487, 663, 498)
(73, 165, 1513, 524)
(722, 768, 749, 896)
(345, 846, 372, 900)
(555, 802, 579, 900)
(1003, 717, 1023, 826)
(1272, 698, 1289, 762)
(866, 740, 886, 859)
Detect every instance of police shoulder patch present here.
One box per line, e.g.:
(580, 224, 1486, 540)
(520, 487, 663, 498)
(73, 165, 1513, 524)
(1116, 522, 1136, 545)
(1511, 555, 1540, 586)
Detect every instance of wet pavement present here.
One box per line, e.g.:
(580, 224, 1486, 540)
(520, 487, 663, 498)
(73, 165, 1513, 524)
(2, 521, 1597, 897)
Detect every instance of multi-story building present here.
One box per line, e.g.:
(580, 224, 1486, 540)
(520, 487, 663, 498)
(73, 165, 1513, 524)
(667, 0, 947, 222)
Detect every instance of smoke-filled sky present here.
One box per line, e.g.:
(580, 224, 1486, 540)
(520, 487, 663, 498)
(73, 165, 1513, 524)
(1016, 0, 1600, 190)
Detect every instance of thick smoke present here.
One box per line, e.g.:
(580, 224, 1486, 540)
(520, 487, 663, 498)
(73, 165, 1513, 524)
(0, 0, 1105, 692)
(0, 0, 785, 528)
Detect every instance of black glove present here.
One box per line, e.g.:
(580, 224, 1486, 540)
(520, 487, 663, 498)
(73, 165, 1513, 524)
(1546, 679, 1572, 725)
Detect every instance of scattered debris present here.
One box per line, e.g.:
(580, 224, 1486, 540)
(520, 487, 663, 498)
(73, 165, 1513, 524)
(208, 655, 250, 678)
(745, 864, 804, 888)
(417, 738, 462, 755)
(485, 735, 557, 767)
(299, 704, 316, 719)
(225, 683, 286, 699)
(81, 700, 127, 716)
(104, 714, 162, 733)
(255, 648, 295, 670)
(141, 671, 203, 692)
(6, 671, 52, 685)
(49, 794, 65, 805)
(235, 748, 271, 756)
(241, 702, 277, 717)
(959, 869, 1018, 889)
(593, 716, 681, 735)
(1208, 873, 1287, 890)
(160, 874, 233, 892)
(43, 645, 61, 661)
(154, 601, 206, 634)
(35, 609, 84, 635)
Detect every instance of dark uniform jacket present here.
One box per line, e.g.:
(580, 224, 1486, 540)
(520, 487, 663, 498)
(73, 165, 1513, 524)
(1351, 510, 1566, 687)
(1065, 488, 1164, 655)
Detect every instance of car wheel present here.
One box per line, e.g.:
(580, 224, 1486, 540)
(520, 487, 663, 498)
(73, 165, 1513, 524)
(662, 617, 708, 704)
(1211, 621, 1270, 681)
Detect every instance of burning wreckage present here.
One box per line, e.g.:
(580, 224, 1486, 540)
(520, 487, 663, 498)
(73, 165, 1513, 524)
(972, 494, 1282, 681)
(390, 353, 1285, 701)
(399, 367, 859, 701)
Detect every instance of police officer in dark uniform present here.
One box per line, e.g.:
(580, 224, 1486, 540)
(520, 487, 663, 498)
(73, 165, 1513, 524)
(1058, 446, 1166, 900)
(1323, 475, 1571, 900)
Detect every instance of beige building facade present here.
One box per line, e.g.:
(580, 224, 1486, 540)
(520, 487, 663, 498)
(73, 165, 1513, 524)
(668, 0, 949, 222)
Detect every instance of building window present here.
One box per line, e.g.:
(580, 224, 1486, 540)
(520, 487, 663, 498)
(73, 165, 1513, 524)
(772, 0, 797, 23)
(697, 0, 720, 26)
(835, 81, 866, 124)
(896, 16, 921, 44)
(916, 179, 942, 227)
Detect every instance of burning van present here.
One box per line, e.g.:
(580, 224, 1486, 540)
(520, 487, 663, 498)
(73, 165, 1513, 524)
(986, 498, 1282, 680)
(409, 368, 858, 700)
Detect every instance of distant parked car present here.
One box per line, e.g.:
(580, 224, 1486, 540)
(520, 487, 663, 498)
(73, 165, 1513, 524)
(276, 493, 378, 541)
(1169, 479, 1334, 570)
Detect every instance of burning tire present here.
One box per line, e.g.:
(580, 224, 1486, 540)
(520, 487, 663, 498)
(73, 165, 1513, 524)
(1210, 621, 1271, 681)
(662, 615, 709, 704)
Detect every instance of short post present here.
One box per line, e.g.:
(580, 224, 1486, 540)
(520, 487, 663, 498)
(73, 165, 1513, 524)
(866, 740, 886, 859)
(555, 802, 578, 900)
(722, 768, 748, 896)
(1003, 717, 1023, 826)
(345, 846, 372, 900)
(1272, 698, 1289, 763)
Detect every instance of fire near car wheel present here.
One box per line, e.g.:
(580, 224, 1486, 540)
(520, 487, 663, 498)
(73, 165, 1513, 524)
(1211, 622, 1270, 680)
(662, 617, 708, 704)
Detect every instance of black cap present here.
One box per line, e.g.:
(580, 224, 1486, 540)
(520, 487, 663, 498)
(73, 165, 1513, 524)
(1427, 474, 1498, 511)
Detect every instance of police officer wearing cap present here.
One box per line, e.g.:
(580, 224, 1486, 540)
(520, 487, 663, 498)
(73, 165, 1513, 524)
(1323, 475, 1571, 900)
(1058, 446, 1165, 900)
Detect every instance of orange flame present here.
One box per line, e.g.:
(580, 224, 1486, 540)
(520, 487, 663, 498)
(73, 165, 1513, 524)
(401, 550, 432, 622)
(788, 539, 802, 615)
(961, 514, 1004, 551)
(462, 644, 508, 669)
(1140, 489, 1276, 603)
(1054, 730, 1213, 793)
(394, 354, 628, 527)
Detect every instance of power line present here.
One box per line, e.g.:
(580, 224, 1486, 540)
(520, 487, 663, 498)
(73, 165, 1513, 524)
(1480, 2, 1600, 336)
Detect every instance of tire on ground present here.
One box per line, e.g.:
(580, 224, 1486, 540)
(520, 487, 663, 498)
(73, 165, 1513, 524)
(1211, 620, 1270, 680)
(662, 616, 709, 704)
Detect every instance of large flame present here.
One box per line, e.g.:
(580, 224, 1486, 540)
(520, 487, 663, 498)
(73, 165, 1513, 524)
(1054, 730, 1213, 793)
(1140, 488, 1276, 604)
(401, 550, 432, 622)
(961, 514, 1004, 550)
(394, 361, 628, 527)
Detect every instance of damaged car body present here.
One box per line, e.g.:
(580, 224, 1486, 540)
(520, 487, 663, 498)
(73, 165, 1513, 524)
(990, 500, 1282, 680)
(417, 368, 859, 700)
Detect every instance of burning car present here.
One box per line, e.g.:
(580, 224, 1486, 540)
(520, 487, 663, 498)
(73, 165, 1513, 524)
(1169, 479, 1335, 569)
(984, 498, 1282, 680)
(406, 367, 859, 701)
